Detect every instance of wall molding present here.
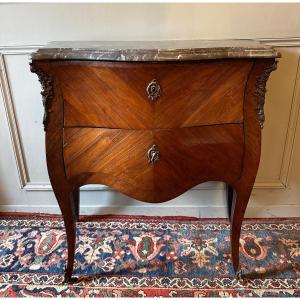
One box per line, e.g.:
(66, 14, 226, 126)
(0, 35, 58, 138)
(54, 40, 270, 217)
(277, 53, 300, 188)
(0, 53, 29, 188)
(23, 181, 225, 191)
(259, 37, 300, 47)
(1, 37, 300, 191)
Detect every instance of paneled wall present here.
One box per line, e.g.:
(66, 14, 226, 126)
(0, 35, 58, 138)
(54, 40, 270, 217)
(0, 4, 300, 217)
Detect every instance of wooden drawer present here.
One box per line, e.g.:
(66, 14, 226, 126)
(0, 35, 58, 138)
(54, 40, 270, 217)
(63, 124, 244, 202)
(54, 61, 253, 129)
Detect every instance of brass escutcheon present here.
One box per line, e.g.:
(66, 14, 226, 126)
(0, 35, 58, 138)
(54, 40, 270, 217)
(146, 79, 161, 101)
(147, 144, 160, 165)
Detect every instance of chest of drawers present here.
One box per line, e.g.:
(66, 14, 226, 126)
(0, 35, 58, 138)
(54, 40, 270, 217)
(31, 40, 279, 282)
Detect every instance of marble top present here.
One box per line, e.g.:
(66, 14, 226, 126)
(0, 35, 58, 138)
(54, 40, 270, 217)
(31, 40, 280, 61)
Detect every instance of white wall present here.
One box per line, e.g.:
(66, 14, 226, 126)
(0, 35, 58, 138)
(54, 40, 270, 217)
(0, 4, 300, 217)
(1, 3, 300, 44)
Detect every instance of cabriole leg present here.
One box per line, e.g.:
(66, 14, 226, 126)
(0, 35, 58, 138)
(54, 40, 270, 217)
(72, 188, 80, 222)
(52, 186, 77, 283)
(230, 183, 253, 274)
(226, 184, 234, 221)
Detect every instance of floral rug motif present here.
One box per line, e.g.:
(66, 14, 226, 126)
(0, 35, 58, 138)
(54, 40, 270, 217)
(0, 215, 299, 297)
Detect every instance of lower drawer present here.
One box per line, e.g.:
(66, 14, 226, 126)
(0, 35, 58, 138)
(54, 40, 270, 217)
(63, 125, 244, 202)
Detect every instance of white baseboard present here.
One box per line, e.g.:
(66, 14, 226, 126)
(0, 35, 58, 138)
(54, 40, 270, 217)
(1, 204, 299, 218)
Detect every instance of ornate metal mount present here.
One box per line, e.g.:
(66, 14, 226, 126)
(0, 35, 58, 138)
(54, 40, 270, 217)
(146, 79, 161, 101)
(147, 144, 160, 165)
(30, 62, 54, 131)
(255, 60, 278, 128)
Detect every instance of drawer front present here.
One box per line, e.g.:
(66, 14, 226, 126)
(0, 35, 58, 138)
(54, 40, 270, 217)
(55, 61, 253, 129)
(63, 125, 244, 202)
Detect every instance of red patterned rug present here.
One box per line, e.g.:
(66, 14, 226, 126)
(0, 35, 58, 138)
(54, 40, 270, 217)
(0, 214, 299, 297)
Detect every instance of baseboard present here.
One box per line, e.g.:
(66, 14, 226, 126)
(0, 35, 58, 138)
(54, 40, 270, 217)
(0, 204, 299, 218)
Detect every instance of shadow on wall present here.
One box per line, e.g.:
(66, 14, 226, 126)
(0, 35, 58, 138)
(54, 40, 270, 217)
(78, 182, 228, 218)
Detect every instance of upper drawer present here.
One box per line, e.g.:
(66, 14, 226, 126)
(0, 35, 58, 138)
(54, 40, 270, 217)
(53, 61, 253, 128)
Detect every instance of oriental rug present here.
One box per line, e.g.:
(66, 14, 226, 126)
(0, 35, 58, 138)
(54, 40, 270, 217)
(0, 215, 299, 297)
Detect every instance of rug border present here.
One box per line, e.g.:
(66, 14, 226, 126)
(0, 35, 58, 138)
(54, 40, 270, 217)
(0, 212, 300, 222)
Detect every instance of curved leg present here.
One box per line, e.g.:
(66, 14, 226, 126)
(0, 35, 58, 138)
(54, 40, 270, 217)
(228, 59, 275, 275)
(47, 147, 77, 282)
(64, 214, 77, 282)
(47, 160, 77, 282)
(56, 187, 77, 283)
(226, 184, 234, 221)
(230, 183, 253, 274)
(73, 188, 80, 222)
(41, 75, 77, 283)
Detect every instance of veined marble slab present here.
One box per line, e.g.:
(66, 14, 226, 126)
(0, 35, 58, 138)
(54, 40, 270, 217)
(32, 39, 280, 61)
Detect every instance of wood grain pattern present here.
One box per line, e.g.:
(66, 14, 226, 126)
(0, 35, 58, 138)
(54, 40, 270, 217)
(63, 125, 244, 202)
(51, 61, 253, 129)
(30, 55, 277, 282)
(229, 58, 277, 274)
(30, 61, 78, 283)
